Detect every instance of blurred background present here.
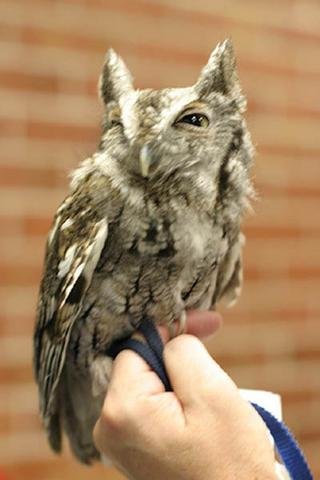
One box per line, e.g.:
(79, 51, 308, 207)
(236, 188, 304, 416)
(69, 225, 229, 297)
(0, 0, 319, 479)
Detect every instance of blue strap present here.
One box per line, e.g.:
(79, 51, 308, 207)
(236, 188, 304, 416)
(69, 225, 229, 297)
(109, 318, 313, 480)
(251, 402, 313, 480)
(109, 336, 171, 391)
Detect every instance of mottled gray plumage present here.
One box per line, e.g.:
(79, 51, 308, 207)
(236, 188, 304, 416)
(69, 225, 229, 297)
(33, 39, 254, 464)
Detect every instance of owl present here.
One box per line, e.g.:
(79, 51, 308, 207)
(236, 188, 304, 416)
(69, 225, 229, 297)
(33, 39, 254, 464)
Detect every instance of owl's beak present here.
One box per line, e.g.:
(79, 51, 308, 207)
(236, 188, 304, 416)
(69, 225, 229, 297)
(139, 144, 155, 178)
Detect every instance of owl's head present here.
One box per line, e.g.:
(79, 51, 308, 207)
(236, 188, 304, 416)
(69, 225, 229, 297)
(98, 39, 253, 195)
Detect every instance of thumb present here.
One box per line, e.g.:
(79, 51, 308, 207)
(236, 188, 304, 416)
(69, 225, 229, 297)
(164, 335, 237, 409)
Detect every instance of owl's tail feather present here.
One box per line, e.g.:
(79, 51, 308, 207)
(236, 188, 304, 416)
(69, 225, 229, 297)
(46, 410, 62, 453)
(59, 367, 101, 464)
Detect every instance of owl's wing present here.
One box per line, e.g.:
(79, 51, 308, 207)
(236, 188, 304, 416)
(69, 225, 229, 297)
(34, 196, 108, 430)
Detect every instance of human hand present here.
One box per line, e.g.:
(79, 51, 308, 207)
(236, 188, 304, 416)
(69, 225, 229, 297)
(94, 310, 277, 480)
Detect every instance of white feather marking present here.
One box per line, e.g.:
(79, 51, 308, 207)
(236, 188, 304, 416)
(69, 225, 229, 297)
(82, 219, 108, 280)
(58, 244, 77, 279)
(48, 296, 56, 320)
(79, 209, 90, 216)
(119, 91, 139, 141)
(48, 215, 60, 245)
(60, 218, 74, 231)
(94, 151, 145, 210)
(60, 219, 108, 308)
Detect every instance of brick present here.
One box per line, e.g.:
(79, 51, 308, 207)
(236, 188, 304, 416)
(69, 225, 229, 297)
(0, 40, 99, 80)
(0, 236, 45, 266)
(0, 430, 59, 464)
(223, 308, 320, 325)
(0, 186, 67, 216)
(0, 215, 52, 237)
(0, 365, 32, 384)
(298, 439, 320, 479)
(0, 336, 33, 368)
(235, 277, 320, 315)
(0, 137, 88, 169)
(2, 17, 320, 83)
(0, 314, 35, 336)
(136, 0, 320, 37)
(0, 411, 40, 434)
(23, 119, 98, 142)
(0, 88, 100, 125)
(245, 196, 319, 229)
(243, 72, 320, 115)
(1, 267, 38, 291)
(0, 286, 38, 318)
(0, 383, 37, 414)
(3, 0, 320, 60)
(285, 399, 320, 437)
(220, 357, 320, 394)
(4, 458, 125, 480)
(244, 225, 320, 240)
(245, 237, 320, 273)
(254, 153, 320, 191)
(0, 264, 42, 286)
(249, 112, 320, 151)
(0, 69, 60, 94)
(207, 318, 320, 359)
(0, 165, 66, 188)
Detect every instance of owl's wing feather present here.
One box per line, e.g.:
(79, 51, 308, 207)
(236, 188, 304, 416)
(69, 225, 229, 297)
(34, 198, 108, 427)
(214, 233, 244, 307)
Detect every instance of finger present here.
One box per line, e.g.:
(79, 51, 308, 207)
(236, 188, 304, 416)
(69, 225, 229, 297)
(159, 310, 222, 344)
(163, 335, 237, 408)
(184, 310, 222, 337)
(107, 349, 165, 403)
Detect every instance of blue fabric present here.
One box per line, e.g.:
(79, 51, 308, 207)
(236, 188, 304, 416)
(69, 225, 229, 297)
(251, 402, 313, 480)
(109, 318, 313, 480)
(110, 336, 171, 391)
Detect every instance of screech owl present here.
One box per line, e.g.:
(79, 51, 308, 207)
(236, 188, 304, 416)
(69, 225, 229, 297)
(33, 39, 254, 464)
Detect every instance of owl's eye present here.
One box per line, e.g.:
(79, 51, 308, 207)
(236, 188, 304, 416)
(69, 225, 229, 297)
(176, 113, 209, 128)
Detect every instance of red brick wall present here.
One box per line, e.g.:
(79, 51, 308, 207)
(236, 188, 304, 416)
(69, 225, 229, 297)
(1, 1, 319, 478)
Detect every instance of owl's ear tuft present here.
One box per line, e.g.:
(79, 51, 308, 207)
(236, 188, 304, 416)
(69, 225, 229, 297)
(98, 49, 134, 106)
(195, 39, 246, 111)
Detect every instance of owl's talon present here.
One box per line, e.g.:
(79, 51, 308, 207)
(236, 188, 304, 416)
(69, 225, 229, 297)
(177, 310, 187, 335)
(168, 311, 186, 338)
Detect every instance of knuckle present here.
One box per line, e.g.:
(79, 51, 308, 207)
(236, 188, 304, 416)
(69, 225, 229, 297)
(101, 400, 127, 432)
(199, 379, 239, 412)
(100, 395, 138, 433)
